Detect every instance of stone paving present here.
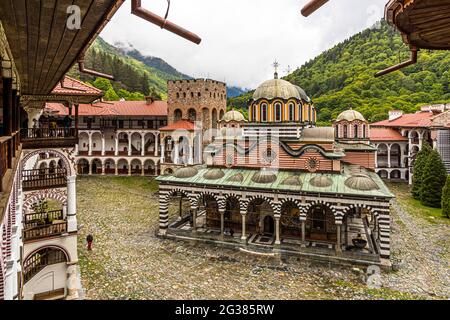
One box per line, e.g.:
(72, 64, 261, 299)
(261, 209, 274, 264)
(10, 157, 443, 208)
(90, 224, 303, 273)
(76, 176, 449, 300)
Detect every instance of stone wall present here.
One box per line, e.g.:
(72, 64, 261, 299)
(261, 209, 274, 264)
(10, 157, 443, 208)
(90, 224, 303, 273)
(167, 79, 227, 130)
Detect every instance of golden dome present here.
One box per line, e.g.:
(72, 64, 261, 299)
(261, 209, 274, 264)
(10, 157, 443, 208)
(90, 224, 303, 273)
(336, 109, 366, 122)
(221, 109, 246, 123)
(253, 79, 303, 101)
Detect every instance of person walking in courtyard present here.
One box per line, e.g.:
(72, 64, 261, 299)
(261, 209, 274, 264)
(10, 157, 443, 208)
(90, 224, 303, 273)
(86, 234, 94, 251)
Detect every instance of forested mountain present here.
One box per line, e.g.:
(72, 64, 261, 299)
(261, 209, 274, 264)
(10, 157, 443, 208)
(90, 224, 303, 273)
(68, 38, 247, 101)
(68, 37, 189, 100)
(229, 21, 450, 124)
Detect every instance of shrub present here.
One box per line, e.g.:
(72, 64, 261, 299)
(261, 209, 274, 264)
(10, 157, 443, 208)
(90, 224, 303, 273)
(442, 175, 450, 218)
(411, 141, 432, 199)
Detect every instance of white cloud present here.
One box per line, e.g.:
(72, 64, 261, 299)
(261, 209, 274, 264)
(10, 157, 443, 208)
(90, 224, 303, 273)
(101, 0, 386, 89)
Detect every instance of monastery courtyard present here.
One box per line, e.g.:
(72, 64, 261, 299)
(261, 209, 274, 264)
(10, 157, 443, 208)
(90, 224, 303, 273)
(76, 176, 449, 300)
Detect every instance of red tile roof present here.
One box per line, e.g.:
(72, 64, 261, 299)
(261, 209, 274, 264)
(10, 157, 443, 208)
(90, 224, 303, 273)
(369, 128, 408, 142)
(45, 100, 168, 117)
(51, 76, 103, 96)
(159, 120, 196, 131)
(371, 111, 434, 128)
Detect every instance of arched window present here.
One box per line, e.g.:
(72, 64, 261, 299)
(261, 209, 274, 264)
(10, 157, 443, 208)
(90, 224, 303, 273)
(261, 104, 268, 122)
(335, 125, 339, 138)
(343, 125, 348, 138)
(354, 124, 359, 138)
(288, 103, 295, 122)
(174, 109, 182, 121)
(362, 125, 366, 138)
(299, 103, 303, 122)
(274, 103, 282, 122)
(252, 105, 257, 122)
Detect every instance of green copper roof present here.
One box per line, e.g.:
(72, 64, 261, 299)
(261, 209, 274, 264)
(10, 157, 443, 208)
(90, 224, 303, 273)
(157, 165, 394, 199)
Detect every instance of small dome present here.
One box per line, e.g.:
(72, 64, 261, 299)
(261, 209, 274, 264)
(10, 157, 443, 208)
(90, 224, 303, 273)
(310, 176, 333, 188)
(336, 109, 366, 122)
(221, 109, 246, 123)
(336, 110, 366, 122)
(251, 169, 277, 184)
(345, 174, 379, 191)
(282, 175, 302, 186)
(173, 166, 198, 179)
(227, 173, 244, 183)
(203, 168, 225, 180)
(253, 79, 302, 101)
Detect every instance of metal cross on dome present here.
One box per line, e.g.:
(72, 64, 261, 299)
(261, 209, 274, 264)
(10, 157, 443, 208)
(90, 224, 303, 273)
(273, 60, 280, 79)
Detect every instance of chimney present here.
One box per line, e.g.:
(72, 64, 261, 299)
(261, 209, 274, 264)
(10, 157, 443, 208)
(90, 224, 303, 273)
(389, 110, 403, 121)
(145, 96, 154, 105)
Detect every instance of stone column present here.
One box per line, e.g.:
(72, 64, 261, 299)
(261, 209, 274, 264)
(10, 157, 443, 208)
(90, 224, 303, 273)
(220, 209, 225, 237)
(128, 162, 132, 176)
(301, 218, 306, 243)
(75, 144, 79, 156)
(101, 164, 105, 176)
(101, 134, 106, 156)
(88, 133, 93, 156)
(66, 264, 79, 300)
(387, 144, 391, 168)
(115, 165, 118, 176)
(115, 134, 119, 156)
(192, 209, 197, 232)
(160, 143, 165, 163)
(274, 214, 281, 245)
(67, 176, 78, 233)
(154, 134, 159, 157)
(374, 145, 378, 168)
(141, 133, 146, 157)
(174, 143, 180, 165)
(141, 165, 145, 176)
(189, 145, 194, 165)
(336, 223, 342, 253)
(88, 162, 92, 175)
(128, 133, 132, 157)
(241, 213, 247, 241)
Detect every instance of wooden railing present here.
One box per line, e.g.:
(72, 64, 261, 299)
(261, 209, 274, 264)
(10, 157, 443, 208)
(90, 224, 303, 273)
(22, 168, 67, 191)
(23, 221, 68, 242)
(0, 132, 20, 192)
(24, 210, 64, 228)
(23, 248, 67, 283)
(21, 128, 76, 140)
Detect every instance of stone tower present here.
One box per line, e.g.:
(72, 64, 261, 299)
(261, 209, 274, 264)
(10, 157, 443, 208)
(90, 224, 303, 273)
(167, 79, 227, 131)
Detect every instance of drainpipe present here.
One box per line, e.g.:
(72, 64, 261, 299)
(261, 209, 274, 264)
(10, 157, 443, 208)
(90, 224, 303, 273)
(78, 59, 114, 80)
(301, 0, 330, 17)
(131, 0, 201, 45)
(375, 47, 418, 77)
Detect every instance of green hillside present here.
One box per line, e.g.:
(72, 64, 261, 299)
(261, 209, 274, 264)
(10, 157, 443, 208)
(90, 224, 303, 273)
(68, 37, 188, 100)
(229, 21, 450, 124)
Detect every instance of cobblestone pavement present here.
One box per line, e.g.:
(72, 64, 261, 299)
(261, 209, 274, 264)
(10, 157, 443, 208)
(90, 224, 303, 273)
(76, 177, 449, 300)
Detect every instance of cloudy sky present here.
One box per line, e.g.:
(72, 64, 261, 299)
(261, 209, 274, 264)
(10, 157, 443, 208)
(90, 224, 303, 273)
(101, 0, 387, 89)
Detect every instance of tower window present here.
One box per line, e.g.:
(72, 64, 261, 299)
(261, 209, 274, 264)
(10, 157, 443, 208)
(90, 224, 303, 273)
(299, 103, 303, 122)
(261, 104, 268, 122)
(274, 103, 282, 122)
(343, 125, 348, 139)
(354, 124, 359, 138)
(289, 103, 295, 122)
(252, 105, 257, 122)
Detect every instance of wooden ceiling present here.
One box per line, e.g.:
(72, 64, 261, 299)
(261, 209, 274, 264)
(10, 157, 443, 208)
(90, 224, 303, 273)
(386, 0, 450, 50)
(0, 0, 124, 96)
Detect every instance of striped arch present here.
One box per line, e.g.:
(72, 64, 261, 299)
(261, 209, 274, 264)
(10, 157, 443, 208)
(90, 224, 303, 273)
(221, 193, 242, 212)
(20, 149, 74, 176)
(279, 198, 303, 218)
(23, 188, 68, 211)
(194, 192, 220, 209)
(245, 195, 277, 215)
(301, 200, 335, 214)
(24, 245, 71, 265)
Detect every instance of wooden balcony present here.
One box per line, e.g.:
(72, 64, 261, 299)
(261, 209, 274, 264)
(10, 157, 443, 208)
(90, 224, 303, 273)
(22, 168, 67, 191)
(24, 210, 64, 228)
(20, 128, 78, 149)
(0, 132, 20, 192)
(23, 221, 68, 242)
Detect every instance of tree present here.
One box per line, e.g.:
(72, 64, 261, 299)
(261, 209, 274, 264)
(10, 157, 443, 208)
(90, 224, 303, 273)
(420, 150, 448, 208)
(411, 141, 432, 199)
(442, 175, 450, 218)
